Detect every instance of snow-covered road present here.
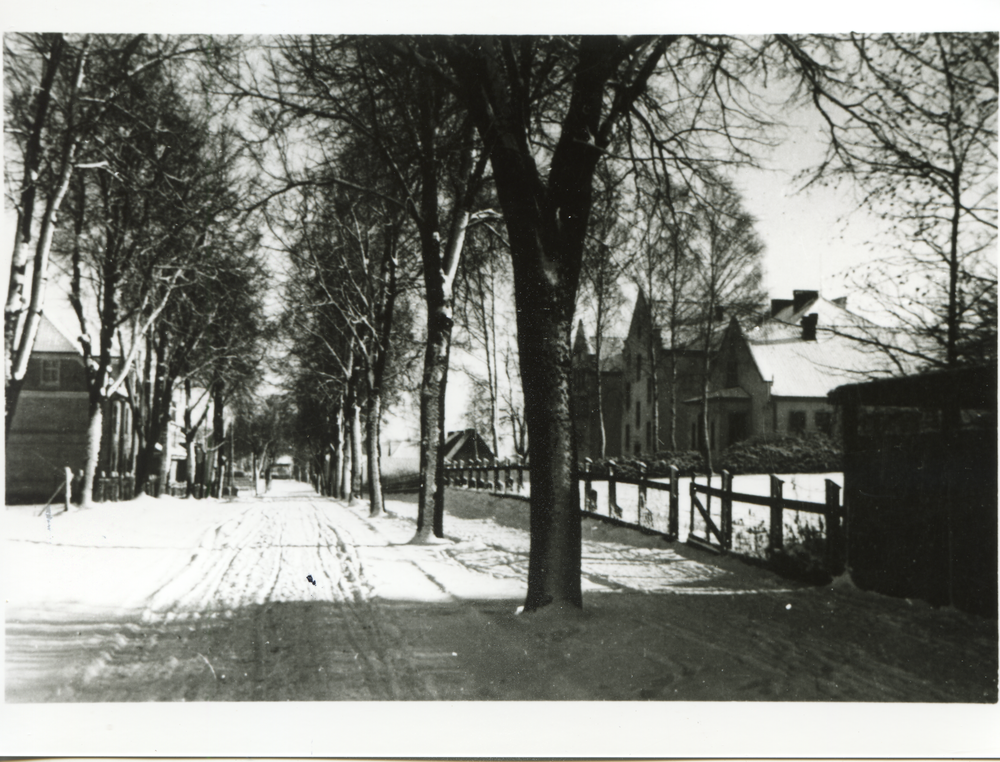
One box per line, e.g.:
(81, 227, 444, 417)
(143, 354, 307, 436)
(4, 481, 997, 705)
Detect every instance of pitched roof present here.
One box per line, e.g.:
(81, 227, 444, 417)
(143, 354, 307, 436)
(31, 314, 82, 354)
(770, 294, 875, 331)
(747, 334, 895, 397)
(443, 429, 495, 462)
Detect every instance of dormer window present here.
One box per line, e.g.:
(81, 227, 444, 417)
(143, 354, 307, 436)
(40, 359, 60, 389)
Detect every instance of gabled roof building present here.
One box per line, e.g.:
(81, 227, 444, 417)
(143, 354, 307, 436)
(693, 290, 899, 452)
(5, 315, 135, 502)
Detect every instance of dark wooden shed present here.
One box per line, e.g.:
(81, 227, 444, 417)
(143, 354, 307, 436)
(829, 365, 997, 617)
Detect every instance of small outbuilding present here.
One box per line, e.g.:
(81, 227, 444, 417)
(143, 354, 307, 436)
(829, 365, 997, 617)
(443, 429, 495, 464)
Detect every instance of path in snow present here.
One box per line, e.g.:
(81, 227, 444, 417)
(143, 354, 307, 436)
(5, 481, 996, 702)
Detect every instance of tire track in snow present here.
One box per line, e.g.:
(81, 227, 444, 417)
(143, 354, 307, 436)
(131, 499, 439, 699)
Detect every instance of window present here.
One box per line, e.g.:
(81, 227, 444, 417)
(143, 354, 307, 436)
(635, 401, 641, 428)
(625, 382, 631, 405)
(789, 410, 807, 435)
(646, 421, 652, 450)
(646, 376, 652, 404)
(40, 359, 60, 388)
(634, 440, 641, 456)
(815, 411, 833, 436)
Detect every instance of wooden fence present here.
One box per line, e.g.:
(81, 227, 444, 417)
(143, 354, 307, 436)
(688, 472, 845, 573)
(443, 458, 846, 574)
(443, 458, 529, 497)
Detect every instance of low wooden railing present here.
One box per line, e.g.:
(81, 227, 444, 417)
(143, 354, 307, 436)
(689, 471, 845, 573)
(443, 457, 846, 575)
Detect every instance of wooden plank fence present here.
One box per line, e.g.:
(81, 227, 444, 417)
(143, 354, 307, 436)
(443, 458, 846, 575)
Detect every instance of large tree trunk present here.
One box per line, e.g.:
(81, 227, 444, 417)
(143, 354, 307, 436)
(595, 330, 607, 459)
(334, 404, 345, 499)
(414, 297, 453, 541)
(516, 289, 582, 611)
(365, 391, 384, 517)
(80, 397, 104, 508)
(158, 415, 172, 497)
(211, 383, 225, 497)
(348, 386, 362, 504)
(184, 380, 196, 497)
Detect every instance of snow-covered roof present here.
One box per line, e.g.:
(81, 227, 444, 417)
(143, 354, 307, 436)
(31, 314, 82, 354)
(735, 293, 899, 398)
(746, 331, 895, 398)
(770, 295, 872, 332)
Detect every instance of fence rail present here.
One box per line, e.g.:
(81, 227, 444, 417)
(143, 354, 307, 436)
(443, 457, 846, 575)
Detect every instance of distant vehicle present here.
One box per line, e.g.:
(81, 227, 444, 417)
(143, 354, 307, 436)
(270, 462, 293, 479)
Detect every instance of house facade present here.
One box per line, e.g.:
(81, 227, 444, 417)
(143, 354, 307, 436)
(6, 316, 90, 501)
(618, 290, 718, 456)
(5, 315, 135, 502)
(693, 290, 894, 452)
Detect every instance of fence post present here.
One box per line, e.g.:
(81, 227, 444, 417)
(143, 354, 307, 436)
(608, 460, 619, 518)
(504, 459, 513, 492)
(689, 478, 696, 537)
(64, 467, 72, 512)
(97, 471, 107, 503)
(637, 462, 648, 526)
(721, 470, 733, 550)
(493, 459, 501, 493)
(516, 458, 524, 494)
(582, 458, 596, 512)
(769, 474, 784, 553)
(825, 479, 843, 574)
(669, 465, 679, 538)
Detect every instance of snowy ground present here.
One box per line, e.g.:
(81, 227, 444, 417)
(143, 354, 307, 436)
(3, 479, 998, 756)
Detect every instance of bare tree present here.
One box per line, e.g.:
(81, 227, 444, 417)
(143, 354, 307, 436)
(787, 32, 998, 370)
(396, 35, 782, 611)
(5, 34, 90, 432)
(689, 180, 766, 471)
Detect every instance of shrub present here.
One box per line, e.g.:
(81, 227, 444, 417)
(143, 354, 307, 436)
(584, 451, 705, 479)
(582, 432, 841, 479)
(717, 432, 842, 475)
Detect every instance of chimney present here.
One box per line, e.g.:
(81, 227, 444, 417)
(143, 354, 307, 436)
(801, 313, 818, 341)
(770, 298, 793, 317)
(714, 305, 725, 322)
(793, 290, 819, 313)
